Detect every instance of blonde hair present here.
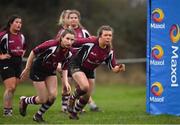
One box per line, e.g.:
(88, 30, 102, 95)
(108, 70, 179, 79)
(58, 9, 71, 26)
(68, 9, 83, 28)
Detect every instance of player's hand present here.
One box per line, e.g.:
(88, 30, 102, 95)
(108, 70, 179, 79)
(119, 64, 125, 72)
(0, 54, 11, 60)
(112, 64, 125, 73)
(63, 82, 71, 94)
(56, 63, 62, 73)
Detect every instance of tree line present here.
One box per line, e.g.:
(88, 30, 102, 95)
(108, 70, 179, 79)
(0, 0, 146, 59)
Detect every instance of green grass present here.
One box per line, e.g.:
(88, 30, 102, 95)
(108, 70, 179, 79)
(1, 82, 180, 124)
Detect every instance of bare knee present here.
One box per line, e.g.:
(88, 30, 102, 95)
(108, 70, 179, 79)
(5, 87, 16, 94)
(4, 87, 15, 101)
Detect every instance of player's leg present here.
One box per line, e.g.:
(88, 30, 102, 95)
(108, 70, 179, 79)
(19, 81, 48, 117)
(33, 76, 57, 123)
(3, 77, 17, 116)
(69, 76, 86, 114)
(68, 71, 89, 119)
(73, 80, 91, 115)
(88, 79, 101, 112)
(1, 63, 19, 116)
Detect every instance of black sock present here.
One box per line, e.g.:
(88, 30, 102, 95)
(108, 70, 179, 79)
(36, 101, 54, 116)
(72, 87, 86, 99)
(74, 98, 88, 113)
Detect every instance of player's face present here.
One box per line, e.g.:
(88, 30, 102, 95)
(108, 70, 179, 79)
(61, 33, 75, 48)
(100, 30, 113, 45)
(10, 18, 22, 33)
(69, 13, 79, 28)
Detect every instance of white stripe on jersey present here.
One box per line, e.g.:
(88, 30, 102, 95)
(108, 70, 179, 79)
(107, 50, 114, 69)
(1, 34, 9, 53)
(21, 34, 25, 46)
(1, 33, 8, 42)
(82, 43, 94, 63)
(43, 46, 57, 61)
(82, 29, 90, 38)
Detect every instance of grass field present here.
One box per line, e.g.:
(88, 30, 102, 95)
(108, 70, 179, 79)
(1, 82, 180, 124)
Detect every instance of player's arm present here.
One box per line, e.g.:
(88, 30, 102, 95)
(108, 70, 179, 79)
(61, 52, 72, 93)
(61, 70, 71, 93)
(73, 37, 96, 47)
(0, 53, 11, 60)
(24, 51, 35, 70)
(56, 63, 62, 73)
(33, 40, 54, 54)
(20, 51, 35, 80)
(105, 50, 125, 73)
(22, 40, 50, 70)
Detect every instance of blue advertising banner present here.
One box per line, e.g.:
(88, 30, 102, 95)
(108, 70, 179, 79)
(147, 0, 180, 116)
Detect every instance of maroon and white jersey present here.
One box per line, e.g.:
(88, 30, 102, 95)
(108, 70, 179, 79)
(72, 27, 90, 55)
(0, 31, 26, 56)
(74, 27, 90, 38)
(33, 40, 72, 71)
(73, 37, 117, 70)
